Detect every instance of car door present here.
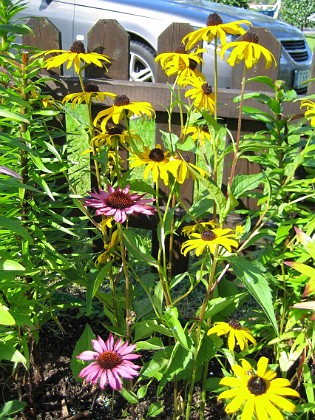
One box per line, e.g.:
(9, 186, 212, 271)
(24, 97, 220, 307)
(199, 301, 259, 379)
(20, 0, 75, 51)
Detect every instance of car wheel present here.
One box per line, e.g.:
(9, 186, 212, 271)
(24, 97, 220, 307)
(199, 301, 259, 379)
(129, 40, 156, 82)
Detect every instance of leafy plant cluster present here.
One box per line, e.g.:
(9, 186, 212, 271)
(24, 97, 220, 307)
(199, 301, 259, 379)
(1, 1, 315, 419)
(280, 0, 315, 30)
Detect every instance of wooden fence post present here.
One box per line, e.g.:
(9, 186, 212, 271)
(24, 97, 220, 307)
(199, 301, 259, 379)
(86, 19, 129, 80)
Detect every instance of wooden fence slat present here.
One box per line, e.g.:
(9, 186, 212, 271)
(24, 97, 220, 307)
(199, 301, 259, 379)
(86, 19, 129, 80)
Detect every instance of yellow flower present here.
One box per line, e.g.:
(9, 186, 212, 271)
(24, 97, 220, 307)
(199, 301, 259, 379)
(129, 144, 170, 185)
(185, 124, 212, 145)
(182, 220, 217, 237)
(184, 77, 216, 113)
(96, 229, 119, 265)
(219, 30, 277, 70)
(42, 40, 110, 74)
(62, 83, 115, 108)
(182, 13, 251, 50)
(94, 95, 155, 130)
(181, 228, 238, 256)
(218, 357, 300, 420)
(207, 320, 257, 351)
(166, 154, 207, 184)
(91, 124, 140, 149)
(155, 45, 205, 85)
(300, 99, 315, 127)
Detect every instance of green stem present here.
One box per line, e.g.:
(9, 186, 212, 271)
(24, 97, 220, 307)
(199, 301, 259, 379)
(117, 223, 131, 340)
(227, 66, 247, 190)
(185, 248, 218, 420)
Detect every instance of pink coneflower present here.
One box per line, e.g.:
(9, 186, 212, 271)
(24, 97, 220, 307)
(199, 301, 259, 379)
(85, 184, 155, 223)
(77, 334, 141, 391)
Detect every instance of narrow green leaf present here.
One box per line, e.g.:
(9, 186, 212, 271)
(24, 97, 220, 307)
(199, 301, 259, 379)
(0, 216, 33, 243)
(135, 337, 165, 351)
(0, 108, 29, 123)
(228, 256, 278, 334)
(120, 387, 138, 404)
(71, 324, 95, 380)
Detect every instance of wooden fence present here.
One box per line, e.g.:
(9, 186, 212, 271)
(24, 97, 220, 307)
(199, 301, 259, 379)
(22, 18, 315, 273)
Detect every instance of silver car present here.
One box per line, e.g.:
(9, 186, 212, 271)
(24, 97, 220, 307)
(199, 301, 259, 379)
(20, 0, 312, 92)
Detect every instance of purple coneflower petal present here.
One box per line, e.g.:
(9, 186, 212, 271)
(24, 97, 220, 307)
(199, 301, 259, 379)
(77, 350, 98, 360)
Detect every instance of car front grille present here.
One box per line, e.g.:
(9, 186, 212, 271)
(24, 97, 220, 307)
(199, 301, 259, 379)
(281, 40, 309, 62)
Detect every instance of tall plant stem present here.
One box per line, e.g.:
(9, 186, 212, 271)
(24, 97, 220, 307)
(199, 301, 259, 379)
(117, 223, 131, 341)
(185, 248, 219, 420)
(227, 66, 247, 190)
(78, 69, 102, 190)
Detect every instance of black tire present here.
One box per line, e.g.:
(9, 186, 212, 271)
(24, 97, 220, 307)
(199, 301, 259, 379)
(129, 40, 156, 82)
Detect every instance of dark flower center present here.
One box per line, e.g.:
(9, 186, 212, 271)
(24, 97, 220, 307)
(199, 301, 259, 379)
(189, 59, 198, 70)
(202, 83, 213, 95)
(70, 40, 85, 53)
(228, 319, 241, 330)
(207, 12, 223, 26)
(107, 125, 124, 135)
(106, 191, 133, 209)
(201, 124, 209, 133)
(239, 31, 259, 44)
(201, 230, 217, 241)
(114, 95, 130, 106)
(98, 351, 122, 369)
(85, 83, 99, 92)
(175, 45, 187, 54)
(149, 148, 165, 162)
(247, 375, 267, 395)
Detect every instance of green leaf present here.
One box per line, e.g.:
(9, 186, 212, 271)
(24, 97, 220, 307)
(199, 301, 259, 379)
(135, 337, 165, 351)
(162, 307, 191, 350)
(0, 107, 29, 123)
(147, 402, 163, 417)
(123, 229, 161, 270)
(0, 304, 16, 326)
(246, 76, 276, 90)
(0, 400, 27, 419)
(0, 216, 33, 243)
(71, 323, 95, 381)
(228, 256, 278, 334)
(285, 261, 315, 279)
(231, 173, 264, 199)
(0, 342, 26, 366)
(120, 387, 138, 404)
(0, 260, 25, 271)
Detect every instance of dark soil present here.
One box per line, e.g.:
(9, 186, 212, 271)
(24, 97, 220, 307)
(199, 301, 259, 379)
(1, 312, 228, 419)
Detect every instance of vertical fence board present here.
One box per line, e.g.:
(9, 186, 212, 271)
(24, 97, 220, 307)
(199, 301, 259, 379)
(86, 19, 129, 80)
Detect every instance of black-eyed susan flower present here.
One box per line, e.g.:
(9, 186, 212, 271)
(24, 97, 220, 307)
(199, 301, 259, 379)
(42, 40, 111, 74)
(184, 77, 216, 113)
(207, 320, 257, 351)
(182, 13, 251, 50)
(181, 220, 217, 237)
(181, 227, 238, 256)
(301, 99, 315, 127)
(155, 45, 205, 85)
(129, 144, 171, 185)
(218, 356, 300, 419)
(62, 83, 116, 108)
(92, 124, 140, 149)
(166, 154, 207, 184)
(185, 124, 212, 145)
(219, 29, 277, 70)
(94, 95, 155, 131)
